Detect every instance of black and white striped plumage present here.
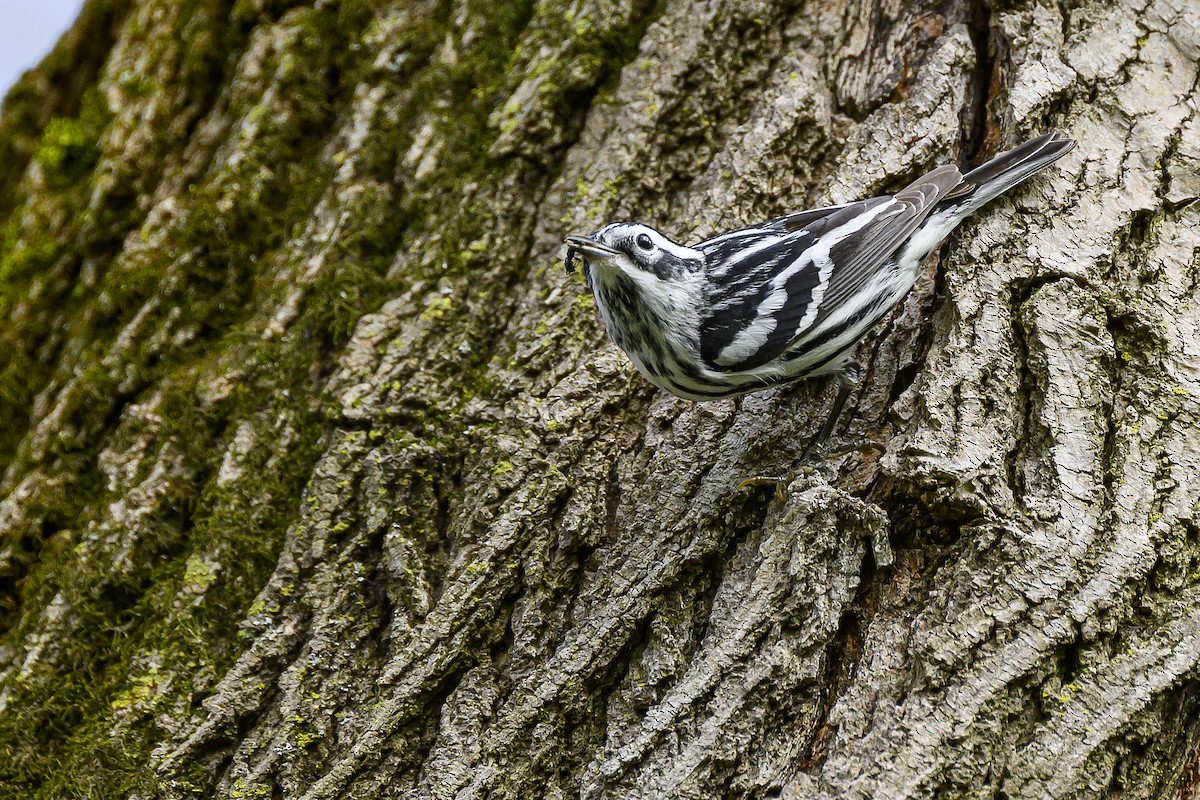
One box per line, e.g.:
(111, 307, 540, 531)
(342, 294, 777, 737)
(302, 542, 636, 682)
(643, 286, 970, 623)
(564, 133, 1074, 447)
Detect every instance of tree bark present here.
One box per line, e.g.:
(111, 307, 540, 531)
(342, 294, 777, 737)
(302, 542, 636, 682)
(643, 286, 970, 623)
(1, 0, 1198, 797)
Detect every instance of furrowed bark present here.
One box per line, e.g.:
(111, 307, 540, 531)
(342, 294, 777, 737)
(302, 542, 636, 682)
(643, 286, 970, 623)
(0, 0, 1197, 798)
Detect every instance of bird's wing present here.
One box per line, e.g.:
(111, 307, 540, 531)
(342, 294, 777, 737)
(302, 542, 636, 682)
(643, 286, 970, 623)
(695, 165, 963, 373)
(805, 165, 963, 328)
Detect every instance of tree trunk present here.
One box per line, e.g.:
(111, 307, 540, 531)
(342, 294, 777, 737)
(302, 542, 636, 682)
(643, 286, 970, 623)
(1, 0, 1198, 797)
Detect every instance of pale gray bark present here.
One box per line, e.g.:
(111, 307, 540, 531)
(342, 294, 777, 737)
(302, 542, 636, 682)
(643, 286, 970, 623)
(0, 0, 1198, 798)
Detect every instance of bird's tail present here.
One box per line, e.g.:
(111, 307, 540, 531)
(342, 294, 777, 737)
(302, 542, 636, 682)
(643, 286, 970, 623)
(945, 132, 1076, 211)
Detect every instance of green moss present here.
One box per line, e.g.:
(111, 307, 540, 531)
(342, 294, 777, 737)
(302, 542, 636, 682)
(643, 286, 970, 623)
(182, 554, 218, 591)
(33, 89, 111, 187)
(421, 295, 455, 322)
(109, 664, 163, 712)
(0, 0, 659, 794)
(0, 8, 361, 796)
(229, 778, 273, 800)
(0, 212, 61, 288)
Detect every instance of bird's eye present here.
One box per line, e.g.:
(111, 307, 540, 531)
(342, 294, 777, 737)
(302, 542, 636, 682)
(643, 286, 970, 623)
(635, 233, 654, 250)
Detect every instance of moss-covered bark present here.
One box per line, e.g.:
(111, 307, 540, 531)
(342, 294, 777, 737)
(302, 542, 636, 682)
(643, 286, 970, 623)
(0, 0, 1197, 798)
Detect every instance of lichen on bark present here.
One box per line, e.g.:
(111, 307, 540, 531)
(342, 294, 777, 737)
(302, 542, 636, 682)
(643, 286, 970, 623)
(1, 0, 1198, 798)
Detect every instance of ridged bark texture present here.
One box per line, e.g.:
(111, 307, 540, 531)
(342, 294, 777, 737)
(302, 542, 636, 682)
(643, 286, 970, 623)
(0, 0, 1198, 798)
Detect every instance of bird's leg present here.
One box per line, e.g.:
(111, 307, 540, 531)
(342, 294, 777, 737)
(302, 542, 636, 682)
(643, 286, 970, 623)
(739, 363, 863, 499)
(800, 367, 857, 460)
(804, 362, 887, 458)
(801, 362, 868, 460)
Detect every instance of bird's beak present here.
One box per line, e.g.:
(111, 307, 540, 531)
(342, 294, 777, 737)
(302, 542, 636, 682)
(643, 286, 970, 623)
(563, 235, 620, 273)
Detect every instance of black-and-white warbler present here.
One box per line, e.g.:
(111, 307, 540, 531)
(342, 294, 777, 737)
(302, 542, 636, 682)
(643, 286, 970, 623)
(564, 132, 1075, 453)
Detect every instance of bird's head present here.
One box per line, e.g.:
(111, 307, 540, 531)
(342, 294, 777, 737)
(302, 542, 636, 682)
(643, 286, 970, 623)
(563, 223, 703, 287)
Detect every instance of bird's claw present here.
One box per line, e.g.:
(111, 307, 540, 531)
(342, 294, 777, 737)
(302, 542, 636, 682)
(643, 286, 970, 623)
(738, 466, 821, 501)
(741, 439, 885, 500)
(737, 475, 789, 502)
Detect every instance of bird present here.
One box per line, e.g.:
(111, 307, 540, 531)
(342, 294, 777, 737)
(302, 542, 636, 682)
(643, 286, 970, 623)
(563, 132, 1075, 458)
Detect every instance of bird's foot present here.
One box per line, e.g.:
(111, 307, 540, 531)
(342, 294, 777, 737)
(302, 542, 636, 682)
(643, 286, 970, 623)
(737, 475, 790, 502)
(798, 437, 877, 464)
(822, 438, 886, 458)
(737, 466, 821, 501)
(741, 440, 885, 499)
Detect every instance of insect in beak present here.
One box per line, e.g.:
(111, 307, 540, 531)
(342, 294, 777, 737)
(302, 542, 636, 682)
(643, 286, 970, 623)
(563, 235, 620, 273)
